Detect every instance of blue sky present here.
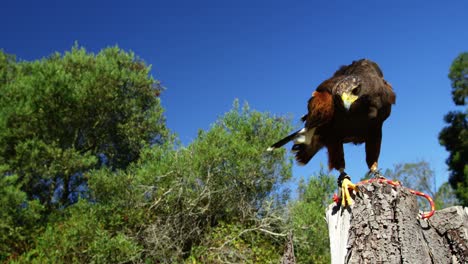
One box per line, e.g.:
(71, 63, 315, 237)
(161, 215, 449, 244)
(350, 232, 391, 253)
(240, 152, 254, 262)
(2, 0, 467, 189)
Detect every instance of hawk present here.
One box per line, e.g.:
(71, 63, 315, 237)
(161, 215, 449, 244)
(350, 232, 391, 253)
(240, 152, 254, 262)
(268, 59, 396, 206)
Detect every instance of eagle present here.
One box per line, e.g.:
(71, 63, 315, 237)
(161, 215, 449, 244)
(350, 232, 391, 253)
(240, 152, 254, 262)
(268, 59, 396, 206)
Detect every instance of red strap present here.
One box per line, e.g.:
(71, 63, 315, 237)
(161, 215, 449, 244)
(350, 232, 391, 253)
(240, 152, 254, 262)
(356, 178, 435, 219)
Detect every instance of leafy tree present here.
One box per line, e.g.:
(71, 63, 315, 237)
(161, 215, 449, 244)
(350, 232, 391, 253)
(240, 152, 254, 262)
(448, 52, 468, 105)
(17, 200, 142, 264)
(189, 207, 286, 263)
(14, 101, 293, 263)
(439, 52, 468, 205)
(0, 45, 169, 210)
(133, 101, 293, 262)
(0, 45, 169, 259)
(290, 168, 335, 264)
(434, 182, 459, 210)
(2, 45, 296, 263)
(0, 166, 44, 261)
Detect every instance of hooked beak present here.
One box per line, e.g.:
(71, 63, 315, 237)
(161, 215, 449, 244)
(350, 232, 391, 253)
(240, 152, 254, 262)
(341, 92, 358, 110)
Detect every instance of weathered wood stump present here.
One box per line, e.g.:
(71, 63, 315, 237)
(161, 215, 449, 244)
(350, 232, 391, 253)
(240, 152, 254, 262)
(326, 181, 468, 264)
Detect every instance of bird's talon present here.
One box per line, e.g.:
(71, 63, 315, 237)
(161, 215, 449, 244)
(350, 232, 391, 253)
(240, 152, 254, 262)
(337, 172, 350, 187)
(338, 176, 357, 207)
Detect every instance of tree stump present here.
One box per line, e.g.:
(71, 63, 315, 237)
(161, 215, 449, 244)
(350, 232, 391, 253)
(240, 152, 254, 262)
(326, 181, 468, 263)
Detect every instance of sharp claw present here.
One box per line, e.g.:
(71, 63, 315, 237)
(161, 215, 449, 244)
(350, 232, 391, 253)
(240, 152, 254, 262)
(341, 184, 349, 207)
(341, 178, 357, 206)
(337, 173, 357, 207)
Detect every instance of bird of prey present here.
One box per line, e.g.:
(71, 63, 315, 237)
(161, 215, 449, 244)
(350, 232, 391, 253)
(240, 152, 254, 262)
(268, 59, 396, 206)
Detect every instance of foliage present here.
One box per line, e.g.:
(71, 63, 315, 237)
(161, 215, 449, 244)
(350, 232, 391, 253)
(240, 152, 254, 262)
(189, 214, 285, 263)
(7, 100, 293, 263)
(448, 52, 468, 105)
(0, 169, 44, 261)
(434, 182, 459, 210)
(132, 101, 293, 262)
(0, 45, 168, 260)
(289, 168, 335, 264)
(0, 45, 169, 211)
(15, 201, 142, 264)
(439, 52, 468, 205)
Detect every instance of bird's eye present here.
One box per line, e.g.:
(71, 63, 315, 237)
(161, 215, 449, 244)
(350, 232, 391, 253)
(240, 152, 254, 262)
(352, 85, 360, 95)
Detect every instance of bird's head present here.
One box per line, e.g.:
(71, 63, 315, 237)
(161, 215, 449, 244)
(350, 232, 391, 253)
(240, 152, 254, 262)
(334, 76, 361, 111)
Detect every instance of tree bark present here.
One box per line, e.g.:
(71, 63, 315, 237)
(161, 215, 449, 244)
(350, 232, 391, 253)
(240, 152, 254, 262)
(326, 181, 468, 264)
(281, 232, 296, 264)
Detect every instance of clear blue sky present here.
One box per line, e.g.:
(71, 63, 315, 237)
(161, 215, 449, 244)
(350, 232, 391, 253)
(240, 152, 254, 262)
(2, 0, 467, 189)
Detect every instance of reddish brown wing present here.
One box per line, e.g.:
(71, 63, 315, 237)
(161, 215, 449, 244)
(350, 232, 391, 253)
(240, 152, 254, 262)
(293, 79, 337, 165)
(304, 79, 335, 128)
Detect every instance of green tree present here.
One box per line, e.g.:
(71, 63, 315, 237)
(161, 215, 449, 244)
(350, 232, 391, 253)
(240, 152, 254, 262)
(439, 52, 468, 205)
(0, 166, 44, 261)
(133, 101, 293, 262)
(15, 101, 293, 263)
(434, 182, 459, 210)
(1, 45, 295, 263)
(0, 45, 168, 209)
(17, 200, 142, 264)
(290, 168, 335, 264)
(0, 45, 169, 259)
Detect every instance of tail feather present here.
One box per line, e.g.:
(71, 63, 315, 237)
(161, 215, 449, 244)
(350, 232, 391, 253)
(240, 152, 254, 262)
(268, 127, 323, 165)
(267, 129, 302, 151)
(292, 128, 322, 165)
(293, 138, 322, 165)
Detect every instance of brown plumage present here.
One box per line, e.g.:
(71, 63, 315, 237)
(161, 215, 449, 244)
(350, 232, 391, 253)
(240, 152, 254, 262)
(268, 59, 396, 174)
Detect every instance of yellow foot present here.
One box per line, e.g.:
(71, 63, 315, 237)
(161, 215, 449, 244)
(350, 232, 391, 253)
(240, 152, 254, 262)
(339, 174, 358, 207)
(368, 162, 384, 179)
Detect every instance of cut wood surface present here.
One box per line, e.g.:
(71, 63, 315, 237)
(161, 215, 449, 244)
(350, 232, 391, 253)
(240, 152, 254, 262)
(326, 181, 468, 264)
